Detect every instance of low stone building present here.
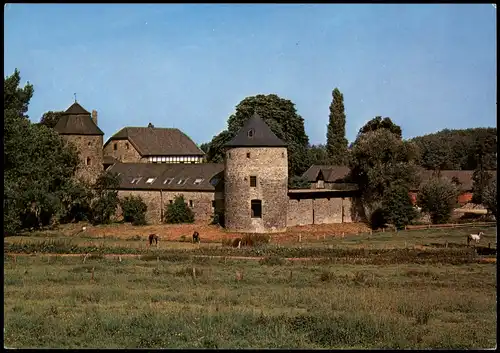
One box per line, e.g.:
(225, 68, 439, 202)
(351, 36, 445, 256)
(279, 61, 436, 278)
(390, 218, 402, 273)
(107, 114, 361, 231)
(103, 125, 205, 164)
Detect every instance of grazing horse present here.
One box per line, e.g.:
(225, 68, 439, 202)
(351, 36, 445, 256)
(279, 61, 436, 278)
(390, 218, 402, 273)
(148, 233, 159, 246)
(467, 231, 484, 246)
(192, 231, 200, 243)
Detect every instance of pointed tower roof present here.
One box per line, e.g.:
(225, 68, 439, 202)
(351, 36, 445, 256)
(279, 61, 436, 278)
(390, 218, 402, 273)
(54, 102, 104, 135)
(64, 102, 90, 115)
(225, 113, 287, 148)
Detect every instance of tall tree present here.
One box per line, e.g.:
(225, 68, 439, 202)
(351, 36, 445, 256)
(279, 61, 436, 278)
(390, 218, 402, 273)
(356, 116, 402, 141)
(326, 88, 348, 165)
(307, 144, 330, 166)
(206, 94, 310, 176)
(4, 69, 80, 234)
(39, 111, 65, 129)
(348, 128, 420, 228)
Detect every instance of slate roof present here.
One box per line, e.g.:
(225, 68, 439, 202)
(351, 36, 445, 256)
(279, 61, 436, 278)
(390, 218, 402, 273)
(416, 169, 496, 191)
(225, 113, 287, 148)
(104, 127, 205, 157)
(107, 162, 224, 191)
(303, 165, 497, 191)
(302, 165, 350, 183)
(54, 102, 104, 135)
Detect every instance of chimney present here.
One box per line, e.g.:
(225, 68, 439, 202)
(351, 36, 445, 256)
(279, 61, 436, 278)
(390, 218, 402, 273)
(91, 110, 98, 126)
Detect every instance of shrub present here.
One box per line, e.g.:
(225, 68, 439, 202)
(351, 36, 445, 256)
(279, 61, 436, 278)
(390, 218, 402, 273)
(211, 211, 225, 227)
(482, 179, 497, 219)
(90, 172, 120, 225)
(471, 168, 493, 205)
(417, 177, 459, 224)
(288, 175, 310, 189)
(120, 195, 148, 225)
(164, 195, 194, 224)
(381, 183, 418, 230)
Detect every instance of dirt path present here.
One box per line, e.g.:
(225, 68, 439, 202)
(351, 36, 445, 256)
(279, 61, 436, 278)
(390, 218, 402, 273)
(4, 253, 496, 264)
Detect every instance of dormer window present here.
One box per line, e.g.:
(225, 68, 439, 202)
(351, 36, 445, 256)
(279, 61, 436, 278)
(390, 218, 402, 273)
(193, 178, 204, 185)
(247, 129, 255, 138)
(163, 178, 174, 185)
(131, 177, 142, 184)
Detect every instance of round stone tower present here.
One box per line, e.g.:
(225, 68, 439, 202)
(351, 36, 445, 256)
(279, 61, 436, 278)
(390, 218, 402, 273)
(54, 102, 104, 184)
(224, 113, 288, 233)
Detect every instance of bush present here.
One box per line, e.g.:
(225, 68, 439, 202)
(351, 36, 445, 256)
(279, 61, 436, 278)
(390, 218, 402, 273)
(90, 172, 120, 225)
(288, 175, 310, 189)
(211, 211, 225, 227)
(381, 183, 418, 230)
(482, 179, 497, 219)
(164, 195, 194, 224)
(120, 196, 148, 225)
(417, 177, 459, 224)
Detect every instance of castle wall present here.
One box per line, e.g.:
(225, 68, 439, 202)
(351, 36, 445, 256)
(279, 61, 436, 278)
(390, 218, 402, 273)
(62, 135, 103, 184)
(116, 190, 215, 224)
(103, 139, 143, 163)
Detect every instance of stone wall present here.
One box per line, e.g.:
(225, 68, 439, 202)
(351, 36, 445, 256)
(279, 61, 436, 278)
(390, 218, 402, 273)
(287, 198, 313, 226)
(116, 190, 216, 224)
(62, 135, 103, 184)
(224, 147, 288, 233)
(286, 194, 357, 226)
(103, 139, 143, 163)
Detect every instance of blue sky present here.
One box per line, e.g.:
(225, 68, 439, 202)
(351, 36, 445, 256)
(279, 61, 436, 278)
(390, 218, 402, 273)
(4, 4, 497, 145)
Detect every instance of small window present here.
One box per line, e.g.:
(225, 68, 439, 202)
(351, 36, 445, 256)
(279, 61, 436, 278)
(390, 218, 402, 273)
(247, 129, 254, 138)
(125, 142, 129, 150)
(228, 153, 231, 159)
(250, 176, 257, 187)
(146, 177, 156, 184)
(131, 177, 142, 184)
(282, 152, 285, 158)
(88, 141, 91, 146)
(211, 200, 216, 208)
(251, 199, 262, 218)
(189, 200, 193, 207)
(169, 200, 173, 204)
(193, 178, 204, 185)
(113, 143, 118, 151)
(317, 180, 325, 189)
(86, 157, 91, 166)
(246, 152, 251, 158)
(163, 178, 174, 184)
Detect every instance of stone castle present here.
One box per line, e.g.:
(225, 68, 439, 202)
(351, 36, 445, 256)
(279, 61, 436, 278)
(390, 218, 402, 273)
(54, 102, 486, 232)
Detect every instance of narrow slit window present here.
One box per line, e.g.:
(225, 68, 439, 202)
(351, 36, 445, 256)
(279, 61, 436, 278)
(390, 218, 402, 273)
(113, 143, 118, 151)
(251, 199, 262, 218)
(86, 157, 91, 166)
(246, 152, 251, 158)
(189, 200, 193, 207)
(125, 142, 129, 150)
(250, 176, 257, 187)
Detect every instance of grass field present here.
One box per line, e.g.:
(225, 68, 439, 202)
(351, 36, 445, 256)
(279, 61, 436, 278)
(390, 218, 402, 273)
(3, 224, 497, 349)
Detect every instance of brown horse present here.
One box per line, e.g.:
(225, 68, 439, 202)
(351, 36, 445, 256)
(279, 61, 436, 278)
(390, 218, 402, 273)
(192, 231, 200, 243)
(148, 233, 159, 246)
